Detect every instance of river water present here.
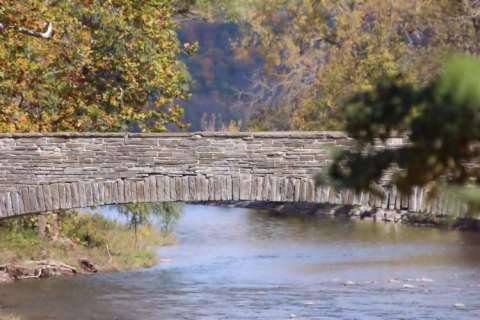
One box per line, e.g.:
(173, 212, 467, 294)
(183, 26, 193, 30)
(1, 204, 480, 319)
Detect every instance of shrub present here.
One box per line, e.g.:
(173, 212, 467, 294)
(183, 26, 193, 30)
(60, 212, 115, 248)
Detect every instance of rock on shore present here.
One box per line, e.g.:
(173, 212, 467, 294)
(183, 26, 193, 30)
(0, 259, 97, 284)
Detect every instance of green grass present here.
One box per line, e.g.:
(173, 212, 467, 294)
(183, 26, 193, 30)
(0, 212, 175, 272)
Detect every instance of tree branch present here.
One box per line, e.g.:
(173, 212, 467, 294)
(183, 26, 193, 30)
(18, 22, 53, 39)
(0, 22, 53, 39)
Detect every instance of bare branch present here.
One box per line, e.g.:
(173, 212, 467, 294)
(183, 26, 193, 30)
(0, 21, 53, 39)
(18, 22, 53, 39)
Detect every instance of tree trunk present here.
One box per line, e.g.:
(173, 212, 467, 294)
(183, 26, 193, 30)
(51, 213, 59, 241)
(37, 214, 47, 238)
(473, 18, 480, 53)
(134, 220, 138, 250)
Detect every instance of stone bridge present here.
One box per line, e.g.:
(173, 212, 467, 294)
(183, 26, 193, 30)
(0, 132, 446, 219)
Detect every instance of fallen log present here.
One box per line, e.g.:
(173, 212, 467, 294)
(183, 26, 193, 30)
(0, 261, 77, 281)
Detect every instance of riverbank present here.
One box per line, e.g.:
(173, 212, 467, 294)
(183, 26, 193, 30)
(0, 211, 174, 284)
(0, 314, 21, 320)
(203, 201, 480, 231)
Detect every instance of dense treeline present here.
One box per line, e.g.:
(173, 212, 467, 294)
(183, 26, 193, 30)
(191, 0, 480, 131)
(3, 1, 480, 132)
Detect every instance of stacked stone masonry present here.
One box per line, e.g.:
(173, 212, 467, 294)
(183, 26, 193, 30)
(0, 132, 459, 218)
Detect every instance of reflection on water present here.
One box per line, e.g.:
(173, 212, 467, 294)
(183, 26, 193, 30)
(1, 205, 480, 320)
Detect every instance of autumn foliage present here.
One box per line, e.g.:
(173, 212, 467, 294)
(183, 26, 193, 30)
(199, 0, 480, 131)
(0, 0, 190, 132)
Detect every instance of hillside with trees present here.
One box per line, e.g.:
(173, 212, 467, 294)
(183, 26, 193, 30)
(183, 0, 480, 131)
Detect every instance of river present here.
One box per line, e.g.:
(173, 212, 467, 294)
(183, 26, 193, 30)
(1, 204, 480, 319)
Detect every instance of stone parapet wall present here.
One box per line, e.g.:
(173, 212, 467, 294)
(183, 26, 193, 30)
(0, 131, 456, 218)
(0, 131, 348, 190)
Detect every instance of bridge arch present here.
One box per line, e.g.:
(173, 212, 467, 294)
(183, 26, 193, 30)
(0, 132, 438, 218)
